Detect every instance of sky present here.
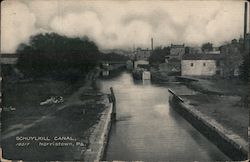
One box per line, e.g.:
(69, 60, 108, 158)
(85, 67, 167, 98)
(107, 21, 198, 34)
(1, 0, 248, 53)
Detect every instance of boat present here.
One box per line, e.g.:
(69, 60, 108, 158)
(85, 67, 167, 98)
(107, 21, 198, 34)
(132, 68, 151, 80)
(132, 68, 143, 80)
(142, 71, 151, 80)
(150, 71, 169, 82)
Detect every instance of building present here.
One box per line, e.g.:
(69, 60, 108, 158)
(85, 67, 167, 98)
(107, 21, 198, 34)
(169, 44, 185, 60)
(220, 38, 244, 77)
(135, 48, 152, 60)
(181, 54, 223, 76)
(0, 53, 19, 65)
(188, 47, 202, 54)
(1, 53, 24, 80)
(133, 60, 149, 69)
(188, 46, 220, 55)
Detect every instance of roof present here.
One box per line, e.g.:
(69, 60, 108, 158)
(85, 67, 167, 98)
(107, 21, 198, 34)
(0, 53, 19, 58)
(168, 58, 181, 62)
(171, 44, 185, 48)
(182, 54, 223, 60)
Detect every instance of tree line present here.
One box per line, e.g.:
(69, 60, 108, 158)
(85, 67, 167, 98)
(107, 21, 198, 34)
(16, 33, 128, 80)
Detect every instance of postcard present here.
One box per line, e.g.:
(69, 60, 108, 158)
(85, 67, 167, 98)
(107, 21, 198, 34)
(0, 0, 249, 161)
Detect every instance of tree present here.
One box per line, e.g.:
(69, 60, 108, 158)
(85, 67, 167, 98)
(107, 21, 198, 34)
(239, 51, 250, 82)
(149, 46, 170, 64)
(201, 42, 213, 52)
(16, 33, 100, 79)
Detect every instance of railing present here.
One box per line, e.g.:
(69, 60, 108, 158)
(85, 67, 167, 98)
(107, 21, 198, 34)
(168, 88, 184, 103)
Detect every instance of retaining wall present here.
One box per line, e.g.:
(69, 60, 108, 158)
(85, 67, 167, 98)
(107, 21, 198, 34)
(168, 89, 248, 161)
(83, 97, 114, 162)
(96, 101, 114, 161)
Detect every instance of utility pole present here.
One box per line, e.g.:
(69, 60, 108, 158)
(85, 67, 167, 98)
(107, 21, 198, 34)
(244, 1, 248, 40)
(151, 38, 154, 52)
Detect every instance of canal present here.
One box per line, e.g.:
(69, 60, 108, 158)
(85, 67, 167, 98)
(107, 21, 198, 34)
(99, 72, 230, 161)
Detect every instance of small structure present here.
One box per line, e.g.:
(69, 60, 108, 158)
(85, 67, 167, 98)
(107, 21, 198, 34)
(132, 60, 150, 80)
(101, 70, 110, 76)
(181, 54, 223, 76)
(142, 71, 151, 80)
(0, 53, 19, 65)
(126, 60, 133, 70)
(133, 60, 149, 69)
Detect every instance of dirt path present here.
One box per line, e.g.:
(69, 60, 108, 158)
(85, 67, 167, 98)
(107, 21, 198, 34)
(2, 76, 91, 140)
(1, 69, 108, 160)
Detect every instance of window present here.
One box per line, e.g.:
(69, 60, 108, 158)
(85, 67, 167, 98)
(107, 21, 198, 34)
(190, 63, 193, 67)
(203, 63, 206, 66)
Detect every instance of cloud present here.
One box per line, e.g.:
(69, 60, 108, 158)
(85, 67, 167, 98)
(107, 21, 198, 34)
(1, 0, 246, 53)
(1, 0, 36, 53)
(50, 11, 103, 39)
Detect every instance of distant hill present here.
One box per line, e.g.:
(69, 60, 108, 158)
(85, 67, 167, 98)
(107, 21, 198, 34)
(101, 49, 132, 56)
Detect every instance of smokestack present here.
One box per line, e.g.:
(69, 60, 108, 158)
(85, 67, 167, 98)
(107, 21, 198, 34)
(244, 1, 248, 40)
(151, 38, 154, 51)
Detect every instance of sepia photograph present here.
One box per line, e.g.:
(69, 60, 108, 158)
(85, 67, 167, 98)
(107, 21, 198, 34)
(0, 0, 249, 161)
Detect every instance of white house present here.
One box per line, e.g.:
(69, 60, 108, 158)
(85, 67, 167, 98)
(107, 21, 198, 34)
(181, 54, 223, 76)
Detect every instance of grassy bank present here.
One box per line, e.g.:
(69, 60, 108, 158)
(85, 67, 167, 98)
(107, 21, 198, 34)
(1, 70, 109, 161)
(181, 94, 248, 141)
(169, 77, 248, 141)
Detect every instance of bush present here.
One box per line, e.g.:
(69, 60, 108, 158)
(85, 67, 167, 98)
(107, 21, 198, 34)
(16, 33, 100, 79)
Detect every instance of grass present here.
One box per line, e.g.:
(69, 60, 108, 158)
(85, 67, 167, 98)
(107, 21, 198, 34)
(185, 77, 249, 96)
(1, 75, 107, 161)
(2, 79, 80, 127)
(182, 94, 248, 141)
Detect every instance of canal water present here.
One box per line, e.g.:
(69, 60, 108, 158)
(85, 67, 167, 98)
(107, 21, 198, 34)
(99, 72, 230, 161)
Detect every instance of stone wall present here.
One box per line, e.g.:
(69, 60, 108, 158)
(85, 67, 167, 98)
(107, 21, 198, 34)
(168, 89, 248, 161)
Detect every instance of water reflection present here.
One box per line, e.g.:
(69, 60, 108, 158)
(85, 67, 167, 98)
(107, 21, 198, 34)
(100, 72, 230, 161)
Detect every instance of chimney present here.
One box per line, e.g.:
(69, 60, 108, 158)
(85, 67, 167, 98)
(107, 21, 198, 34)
(244, 1, 248, 40)
(151, 38, 154, 51)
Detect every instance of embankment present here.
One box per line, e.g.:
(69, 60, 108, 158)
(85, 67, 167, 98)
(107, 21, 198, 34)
(168, 89, 248, 161)
(96, 99, 114, 161)
(83, 93, 115, 161)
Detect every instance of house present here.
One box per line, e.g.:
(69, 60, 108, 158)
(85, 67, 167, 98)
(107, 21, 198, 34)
(135, 48, 152, 60)
(181, 54, 223, 76)
(169, 44, 185, 60)
(0, 53, 19, 65)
